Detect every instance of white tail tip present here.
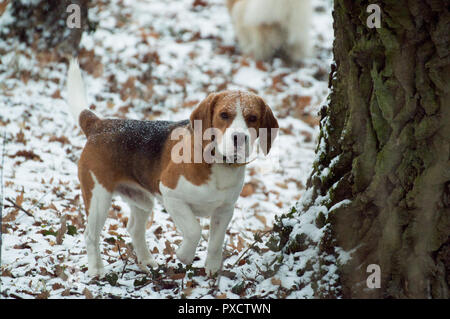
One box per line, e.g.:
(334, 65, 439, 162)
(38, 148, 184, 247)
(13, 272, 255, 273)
(66, 58, 88, 123)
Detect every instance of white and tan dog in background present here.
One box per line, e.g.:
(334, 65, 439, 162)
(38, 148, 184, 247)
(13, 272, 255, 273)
(66, 59, 278, 277)
(227, 0, 312, 62)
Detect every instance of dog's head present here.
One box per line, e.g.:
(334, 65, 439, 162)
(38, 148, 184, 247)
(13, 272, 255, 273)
(190, 90, 279, 163)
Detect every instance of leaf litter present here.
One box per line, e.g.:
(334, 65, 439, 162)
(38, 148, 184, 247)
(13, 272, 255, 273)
(0, 0, 333, 298)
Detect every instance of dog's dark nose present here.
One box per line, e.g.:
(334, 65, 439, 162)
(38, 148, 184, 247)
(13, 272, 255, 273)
(232, 132, 249, 147)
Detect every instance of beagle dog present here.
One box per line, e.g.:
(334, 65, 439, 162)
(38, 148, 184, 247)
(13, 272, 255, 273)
(227, 0, 312, 62)
(66, 60, 279, 277)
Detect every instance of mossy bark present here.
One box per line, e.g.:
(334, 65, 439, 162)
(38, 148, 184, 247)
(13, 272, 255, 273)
(272, 0, 449, 298)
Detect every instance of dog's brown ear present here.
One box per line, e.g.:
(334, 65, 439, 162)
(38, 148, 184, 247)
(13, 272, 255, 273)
(190, 93, 219, 131)
(258, 98, 279, 155)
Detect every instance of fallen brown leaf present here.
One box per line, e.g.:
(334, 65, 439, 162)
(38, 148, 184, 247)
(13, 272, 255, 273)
(275, 182, 288, 189)
(169, 272, 185, 280)
(49, 135, 70, 145)
(193, 0, 208, 7)
(16, 189, 24, 207)
(255, 214, 267, 226)
(240, 183, 256, 197)
(51, 89, 61, 99)
(56, 215, 67, 245)
(9, 150, 42, 162)
(16, 130, 26, 145)
(52, 283, 64, 290)
(83, 287, 94, 299)
(36, 291, 50, 299)
(163, 241, 175, 257)
(236, 235, 245, 252)
(271, 278, 282, 286)
(183, 287, 194, 297)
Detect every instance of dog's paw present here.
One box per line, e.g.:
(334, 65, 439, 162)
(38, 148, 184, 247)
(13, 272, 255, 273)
(205, 257, 222, 277)
(138, 257, 158, 272)
(176, 246, 195, 265)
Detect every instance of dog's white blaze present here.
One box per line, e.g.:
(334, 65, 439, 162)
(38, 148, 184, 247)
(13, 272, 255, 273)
(217, 96, 251, 161)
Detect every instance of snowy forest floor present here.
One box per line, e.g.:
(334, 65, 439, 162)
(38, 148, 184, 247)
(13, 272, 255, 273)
(0, 0, 333, 298)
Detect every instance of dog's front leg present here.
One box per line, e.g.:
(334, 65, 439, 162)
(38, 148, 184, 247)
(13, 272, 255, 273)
(164, 198, 201, 265)
(205, 206, 233, 276)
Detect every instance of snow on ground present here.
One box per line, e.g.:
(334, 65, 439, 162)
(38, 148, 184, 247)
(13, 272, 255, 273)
(0, 0, 333, 298)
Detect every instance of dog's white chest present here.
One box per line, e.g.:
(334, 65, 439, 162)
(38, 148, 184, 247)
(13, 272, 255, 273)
(212, 164, 245, 191)
(159, 165, 245, 217)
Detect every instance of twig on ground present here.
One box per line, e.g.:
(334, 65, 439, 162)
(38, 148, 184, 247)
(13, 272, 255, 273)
(5, 197, 34, 218)
(30, 188, 53, 211)
(232, 229, 272, 268)
(116, 241, 128, 278)
(8, 187, 51, 225)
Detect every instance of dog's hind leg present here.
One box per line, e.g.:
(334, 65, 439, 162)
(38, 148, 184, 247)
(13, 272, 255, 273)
(127, 203, 158, 271)
(82, 172, 112, 277)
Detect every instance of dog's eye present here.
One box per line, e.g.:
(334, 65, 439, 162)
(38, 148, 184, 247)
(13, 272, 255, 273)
(220, 112, 229, 120)
(248, 115, 257, 122)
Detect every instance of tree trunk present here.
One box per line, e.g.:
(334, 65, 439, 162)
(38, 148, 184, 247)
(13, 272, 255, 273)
(1, 0, 90, 55)
(268, 0, 450, 298)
